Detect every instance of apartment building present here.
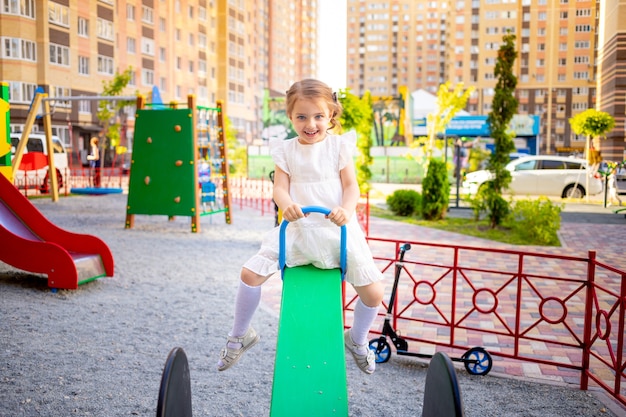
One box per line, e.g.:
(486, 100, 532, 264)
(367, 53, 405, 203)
(0, 0, 317, 157)
(597, 0, 626, 161)
(346, 0, 626, 160)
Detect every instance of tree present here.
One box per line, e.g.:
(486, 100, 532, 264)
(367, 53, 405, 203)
(339, 89, 374, 194)
(569, 108, 615, 200)
(425, 82, 475, 160)
(484, 32, 518, 228)
(97, 67, 134, 164)
(569, 109, 615, 168)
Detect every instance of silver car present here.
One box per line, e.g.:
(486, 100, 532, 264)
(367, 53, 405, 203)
(462, 155, 603, 199)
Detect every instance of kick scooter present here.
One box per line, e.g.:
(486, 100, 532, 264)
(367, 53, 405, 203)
(368, 243, 493, 376)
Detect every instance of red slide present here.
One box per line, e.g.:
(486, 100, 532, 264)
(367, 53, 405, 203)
(0, 174, 114, 290)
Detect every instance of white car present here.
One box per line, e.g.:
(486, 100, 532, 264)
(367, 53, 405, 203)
(10, 133, 70, 192)
(462, 155, 603, 199)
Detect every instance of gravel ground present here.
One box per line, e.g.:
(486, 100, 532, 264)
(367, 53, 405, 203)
(0, 193, 623, 417)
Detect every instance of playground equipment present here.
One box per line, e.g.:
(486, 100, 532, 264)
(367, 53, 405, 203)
(0, 82, 113, 290)
(125, 96, 231, 233)
(0, 173, 114, 290)
(270, 206, 348, 416)
(196, 105, 231, 218)
(155, 346, 466, 417)
(157, 347, 192, 417)
(154, 220, 468, 416)
(368, 243, 493, 376)
(422, 351, 465, 417)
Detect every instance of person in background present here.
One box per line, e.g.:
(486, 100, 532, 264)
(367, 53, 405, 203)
(87, 137, 101, 187)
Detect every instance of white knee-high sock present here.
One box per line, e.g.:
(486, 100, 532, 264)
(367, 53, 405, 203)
(350, 298, 380, 349)
(230, 280, 261, 337)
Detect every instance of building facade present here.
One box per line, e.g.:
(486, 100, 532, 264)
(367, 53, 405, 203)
(0, 0, 317, 159)
(346, 0, 625, 161)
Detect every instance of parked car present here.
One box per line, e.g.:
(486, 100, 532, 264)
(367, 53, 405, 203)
(10, 133, 70, 192)
(462, 155, 603, 199)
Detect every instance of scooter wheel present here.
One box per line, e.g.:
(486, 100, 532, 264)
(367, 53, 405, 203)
(368, 338, 391, 364)
(462, 346, 493, 376)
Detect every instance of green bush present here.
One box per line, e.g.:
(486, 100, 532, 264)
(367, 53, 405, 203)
(505, 197, 563, 245)
(421, 158, 450, 220)
(386, 189, 421, 216)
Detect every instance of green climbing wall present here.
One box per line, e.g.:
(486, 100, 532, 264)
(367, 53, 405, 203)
(126, 108, 197, 217)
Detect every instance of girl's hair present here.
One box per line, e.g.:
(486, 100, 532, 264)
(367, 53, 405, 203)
(286, 79, 343, 132)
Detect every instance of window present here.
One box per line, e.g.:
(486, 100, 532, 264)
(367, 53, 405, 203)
(49, 43, 70, 66)
(142, 69, 154, 85)
(78, 56, 89, 75)
(3, 0, 35, 18)
(1, 37, 36, 61)
(541, 160, 565, 170)
(127, 4, 135, 21)
(97, 55, 114, 75)
(128, 71, 136, 86)
(142, 5, 154, 24)
(78, 100, 91, 114)
(127, 37, 136, 54)
(48, 2, 69, 27)
(78, 17, 89, 37)
(97, 18, 114, 41)
(159, 47, 166, 62)
(141, 38, 155, 56)
(50, 86, 71, 108)
(159, 17, 166, 32)
(8, 81, 37, 104)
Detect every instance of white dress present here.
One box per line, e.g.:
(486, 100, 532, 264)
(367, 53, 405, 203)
(242, 130, 384, 287)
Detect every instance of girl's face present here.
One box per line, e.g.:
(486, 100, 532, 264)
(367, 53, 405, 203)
(289, 98, 332, 145)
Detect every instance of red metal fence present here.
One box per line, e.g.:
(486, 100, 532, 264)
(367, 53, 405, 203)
(343, 237, 625, 408)
(12, 167, 126, 197)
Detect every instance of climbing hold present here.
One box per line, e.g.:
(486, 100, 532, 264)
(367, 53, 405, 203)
(174, 196, 181, 203)
(174, 125, 182, 132)
(175, 160, 183, 166)
(144, 176, 150, 185)
(147, 137, 152, 143)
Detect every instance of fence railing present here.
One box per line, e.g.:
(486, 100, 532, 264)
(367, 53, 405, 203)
(343, 237, 625, 408)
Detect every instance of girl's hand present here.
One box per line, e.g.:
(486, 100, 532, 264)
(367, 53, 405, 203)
(282, 204, 304, 222)
(327, 207, 351, 227)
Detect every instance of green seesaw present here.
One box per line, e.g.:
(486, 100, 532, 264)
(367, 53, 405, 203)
(270, 206, 349, 417)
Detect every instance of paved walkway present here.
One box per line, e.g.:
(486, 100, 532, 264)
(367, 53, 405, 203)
(260, 199, 626, 388)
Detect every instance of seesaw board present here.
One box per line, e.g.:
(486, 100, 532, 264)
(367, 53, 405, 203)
(270, 264, 348, 416)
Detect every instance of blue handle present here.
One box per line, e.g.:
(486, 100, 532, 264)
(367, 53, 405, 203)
(278, 205, 347, 280)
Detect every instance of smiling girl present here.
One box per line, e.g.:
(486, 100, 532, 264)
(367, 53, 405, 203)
(216, 79, 384, 375)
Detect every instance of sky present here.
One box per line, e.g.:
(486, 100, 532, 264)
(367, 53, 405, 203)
(317, 0, 347, 91)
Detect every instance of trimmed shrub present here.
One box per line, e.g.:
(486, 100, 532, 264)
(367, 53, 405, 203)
(386, 189, 421, 216)
(421, 158, 450, 220)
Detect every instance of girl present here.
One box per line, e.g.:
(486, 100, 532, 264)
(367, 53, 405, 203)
(217, 79, 384, 374)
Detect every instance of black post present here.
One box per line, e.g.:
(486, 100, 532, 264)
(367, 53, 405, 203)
(455, 141, 461, 208)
